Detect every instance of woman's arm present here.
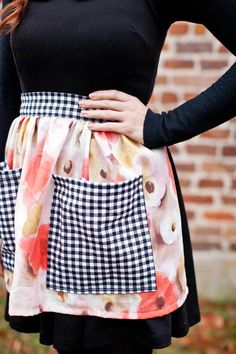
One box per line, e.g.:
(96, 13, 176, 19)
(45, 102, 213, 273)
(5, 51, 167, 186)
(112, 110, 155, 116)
(143, 0, 236, 149)
(0, 0, 22, 161)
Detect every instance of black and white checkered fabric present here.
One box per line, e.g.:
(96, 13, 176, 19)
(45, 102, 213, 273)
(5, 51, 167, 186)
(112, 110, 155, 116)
(46, 173, 157, 294)
(20, 91, 107, 123)
(0, 161, 22, 272)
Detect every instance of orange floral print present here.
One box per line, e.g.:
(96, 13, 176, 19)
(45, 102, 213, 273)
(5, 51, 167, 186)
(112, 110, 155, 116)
(20, 224, 49, 275)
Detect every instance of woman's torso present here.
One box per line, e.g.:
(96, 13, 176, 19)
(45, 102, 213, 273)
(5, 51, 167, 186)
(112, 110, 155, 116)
(10, 0, 169, 103)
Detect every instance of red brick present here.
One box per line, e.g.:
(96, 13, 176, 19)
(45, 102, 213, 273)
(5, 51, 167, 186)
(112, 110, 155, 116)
(198, 179, 223, 188)
(225, 227, 236, 237)
(204, 211, 234, 221)
(201, 60, 228, 70)
(184, 195, 213, 204)
(200, 129, 230, 139)
(164, 59, 194, 69)
(232, 180, 236, 189)
(149, 93, 158, 103)
(169, 23, 189, 35)
(202, 162, 235, 173)
(194, 227, 221, 236)
(169, 145, 179, 154)
(176, 42, 213, 53)
(230, 243, 236, 251)
(161, 92, 178, 103)
(162, 42, 169, 51)
(223, 146, 236, 156)
(173, 76, 217, 87)
(184, 92, 197, 100)
(155, 75, 167, 85)
(195, 24, 206, 35)
(179, 178, 191, 187)
(186, 144, 216, 155)
(192, 242, 221, 251)
(222, 196, 236, 204)
(186, 210, 195, 219)
(218, 45, 229, 53)
(175, 163, 195, 172)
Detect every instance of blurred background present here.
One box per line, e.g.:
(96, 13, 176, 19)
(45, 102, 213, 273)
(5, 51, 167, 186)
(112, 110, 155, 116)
(0, 15, 235, 354)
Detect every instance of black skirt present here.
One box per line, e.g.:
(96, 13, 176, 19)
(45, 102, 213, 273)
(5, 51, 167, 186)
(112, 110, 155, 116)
(3, 147, 201, 351)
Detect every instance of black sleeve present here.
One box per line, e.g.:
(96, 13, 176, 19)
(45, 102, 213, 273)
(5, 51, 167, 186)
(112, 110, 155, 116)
(0, 0, 22, 161)
(143, 0, 236, 149)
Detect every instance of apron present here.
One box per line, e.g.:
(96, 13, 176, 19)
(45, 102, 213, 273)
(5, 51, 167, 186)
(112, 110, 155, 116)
(0, 91, 188, 319)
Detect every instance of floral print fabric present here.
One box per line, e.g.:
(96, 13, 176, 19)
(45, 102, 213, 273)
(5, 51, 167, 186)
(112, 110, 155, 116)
(0, 91, 188, 320)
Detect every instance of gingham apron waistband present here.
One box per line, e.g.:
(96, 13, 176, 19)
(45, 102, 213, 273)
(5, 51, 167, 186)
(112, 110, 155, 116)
(19, 91, 106, 123)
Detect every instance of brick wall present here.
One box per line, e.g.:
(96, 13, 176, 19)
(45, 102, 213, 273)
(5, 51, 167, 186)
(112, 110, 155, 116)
(148, 22, 236, 299)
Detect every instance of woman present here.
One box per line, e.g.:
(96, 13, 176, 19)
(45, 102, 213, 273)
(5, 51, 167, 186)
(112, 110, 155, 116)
(0, 0, 235, 353)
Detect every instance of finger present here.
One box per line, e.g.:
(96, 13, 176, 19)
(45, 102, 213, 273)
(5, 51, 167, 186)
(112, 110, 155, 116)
(81, 109, 123, 121)
(88, 122, 125, 133)
(79, 99, 124, 111)
(89, 89, 131, 102)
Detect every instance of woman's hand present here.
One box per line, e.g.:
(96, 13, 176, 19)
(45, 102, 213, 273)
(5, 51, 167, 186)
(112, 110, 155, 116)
(79, 89, 148, 145)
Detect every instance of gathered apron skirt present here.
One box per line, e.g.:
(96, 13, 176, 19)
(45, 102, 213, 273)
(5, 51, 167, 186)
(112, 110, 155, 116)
(0, 91, 190, 321)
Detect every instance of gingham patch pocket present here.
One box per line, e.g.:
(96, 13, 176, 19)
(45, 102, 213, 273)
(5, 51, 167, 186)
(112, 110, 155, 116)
(0, 161, 22, 271)
(46, 174, 157, 294)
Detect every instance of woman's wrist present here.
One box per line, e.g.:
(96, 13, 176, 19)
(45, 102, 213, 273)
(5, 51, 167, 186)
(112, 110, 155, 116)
(143, 108, 165, 149)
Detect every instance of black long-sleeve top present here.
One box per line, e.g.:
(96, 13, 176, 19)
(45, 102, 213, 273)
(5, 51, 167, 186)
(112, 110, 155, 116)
(0, 0, 236, 161)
